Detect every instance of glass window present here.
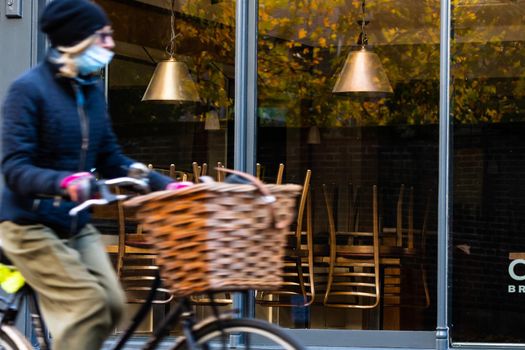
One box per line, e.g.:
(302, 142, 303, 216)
(451, 0, 525, 343)
(255, 0, 439, 331)
(94, 0, 235, 330)
(98, 0, 234, 174)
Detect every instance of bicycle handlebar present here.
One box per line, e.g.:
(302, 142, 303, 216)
(68, 177, 150, 216)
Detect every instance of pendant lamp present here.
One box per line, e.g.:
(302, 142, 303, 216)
(204, 110, 220, 130)
(307, 125, 321, 144)
(333, 0, 393, 95)
(142, 0, 200, 103)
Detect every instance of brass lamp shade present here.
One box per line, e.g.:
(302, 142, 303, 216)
(204, 110, 220, 130)
(307, 125, 321, 144)
(142, 58, 200, 103)
(333, 46, 393, 94)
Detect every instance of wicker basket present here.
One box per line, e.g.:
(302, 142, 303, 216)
(124, 180, 302, 297)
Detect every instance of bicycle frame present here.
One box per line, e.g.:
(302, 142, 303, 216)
(0, 284, 50, 350)
(111, 269, 170, 350)
(115, 271, 237, 350)
(0, 268, 236, 350)
(0, 270, 168, 350)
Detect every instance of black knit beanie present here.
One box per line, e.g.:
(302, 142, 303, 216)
(40, 0, 110, 47)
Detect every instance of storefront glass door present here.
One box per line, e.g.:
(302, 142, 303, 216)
(254, 0, 440, 333)
(450, 0, 525, 344)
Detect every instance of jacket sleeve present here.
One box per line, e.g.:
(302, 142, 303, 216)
(95, 116, 173, 191)
(1, 79, 71, 196)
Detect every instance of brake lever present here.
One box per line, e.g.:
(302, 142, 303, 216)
(68, 195, 127, 216)
(104, 177, 150, 192)
(68, 177, 149, 216)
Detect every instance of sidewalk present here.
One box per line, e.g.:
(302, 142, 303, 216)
(102, 336, 177, 350)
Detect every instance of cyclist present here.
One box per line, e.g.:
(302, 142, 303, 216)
(0, 1, 175, 349)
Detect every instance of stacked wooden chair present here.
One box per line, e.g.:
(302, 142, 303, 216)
(381, 185, 431, 311)
(256, 169, 315, 308)
(319, 184, 381, 310)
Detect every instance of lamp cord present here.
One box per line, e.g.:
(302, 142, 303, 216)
(361, 0, 366, 36)
(358, 0, 369, 46)
(167, 0, 181, 58)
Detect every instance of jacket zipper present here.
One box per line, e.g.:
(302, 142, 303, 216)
(71, 82, 90, 234)
(72, 83, 89, 171)
(78, 107, 89, 171)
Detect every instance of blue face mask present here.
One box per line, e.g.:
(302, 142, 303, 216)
(74, 45, 114, 75)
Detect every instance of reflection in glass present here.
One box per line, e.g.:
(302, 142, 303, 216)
(94, 0, 236, 331)
(332, 0, 393, 94)
(98, 0, 234, 174)
(141, 1, 200, 103)
(451, 0, 525, 344)
(256, 0, 439, 331)
(332, 46, 393, 95)
(142, 58, 201, 102)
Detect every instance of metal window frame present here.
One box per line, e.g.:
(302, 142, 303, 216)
(437, 1, 451, 350)
(233, 0, 259, 319)
(233, 0, 453, 348)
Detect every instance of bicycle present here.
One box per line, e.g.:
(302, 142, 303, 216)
(0, 175, 305, 350)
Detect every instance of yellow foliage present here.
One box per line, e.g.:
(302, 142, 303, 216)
(298, 28, 308, 39)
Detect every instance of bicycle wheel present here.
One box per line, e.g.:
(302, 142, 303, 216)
(0, 325, 32, 350)
(171, 318, 305, 350)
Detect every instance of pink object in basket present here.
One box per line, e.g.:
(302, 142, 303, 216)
(166, 181, 194, 191)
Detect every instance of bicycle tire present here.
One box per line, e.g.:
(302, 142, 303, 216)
(0, 325, 32, 350)
(171, 318, 305, 350)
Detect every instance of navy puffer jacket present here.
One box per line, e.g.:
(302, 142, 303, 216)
(1, 55, 171, 236)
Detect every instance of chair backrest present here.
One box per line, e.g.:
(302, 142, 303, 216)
(383, 187, 432, 310)
(255, 162, 284, 184)
(347, 183, 361, 232)
(216, 162, 225, 182)
(290, 170, 314, 306)
(415, 189, 432, 308)
(114, 187, 172, 304)
(408, 187, 414, 249)
(321, 184, 380, 309)
(147, 163, 189, 182)
(192, 162, 202, 183)
(256, 169, 315, 307)
(391, 184, 429, 253)
(396, 184, 405, 247)
(276, 163, 285, 185)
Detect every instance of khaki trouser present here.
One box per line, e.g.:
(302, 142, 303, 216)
(0, 221, 125, 350)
